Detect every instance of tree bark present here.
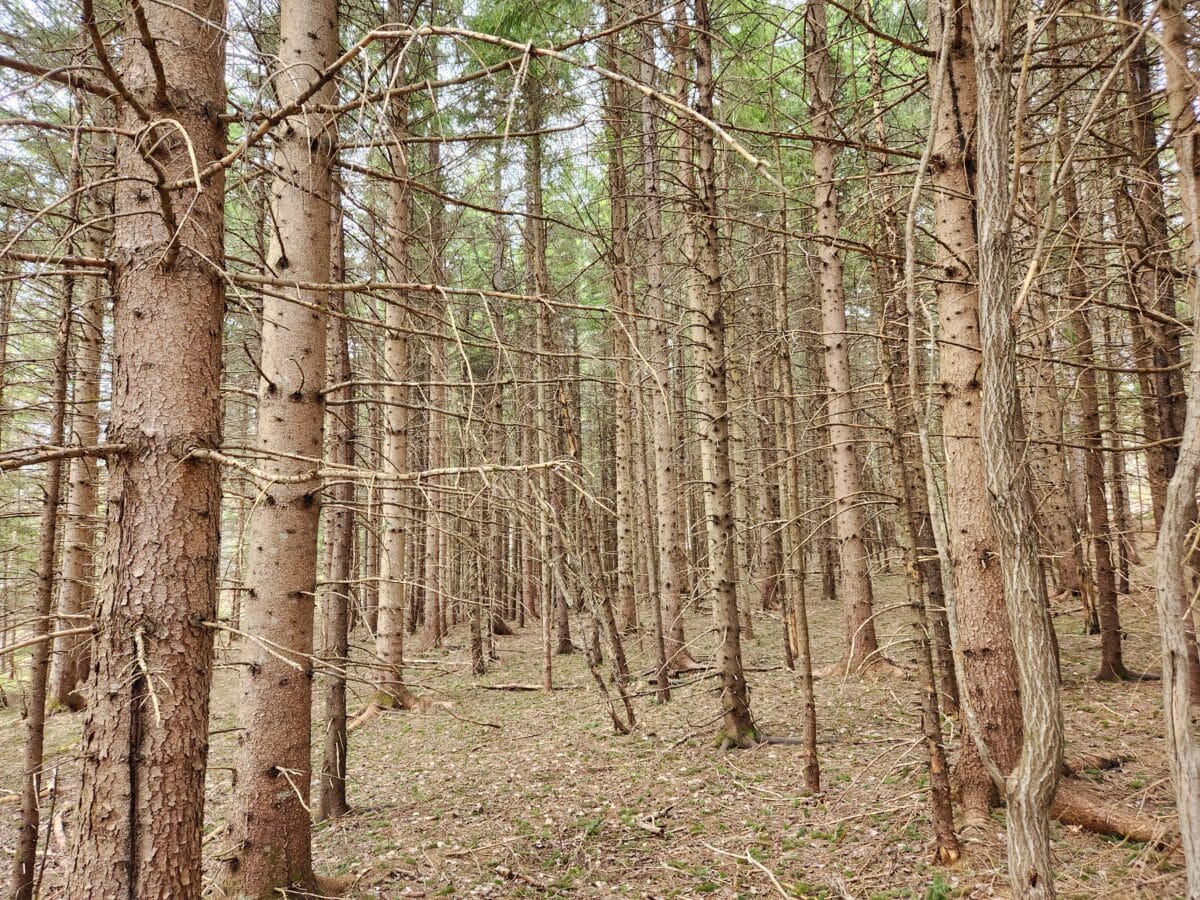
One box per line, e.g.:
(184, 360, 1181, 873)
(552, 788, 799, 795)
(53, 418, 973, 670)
(972, 0, 1063, 891)
(222, 0, 337, 889)
(928, 0, 1023, 823)
(65, 1, 226, 894)
(375, 13, 415, 707)
(1155, 1, 1200, 890)
(689, 0, 755, 749)
(319, 180, 353, 822)
(50, 232, 104, 710)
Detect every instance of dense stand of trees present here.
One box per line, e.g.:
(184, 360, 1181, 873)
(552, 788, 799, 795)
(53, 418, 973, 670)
(0, 0, 1198, 896)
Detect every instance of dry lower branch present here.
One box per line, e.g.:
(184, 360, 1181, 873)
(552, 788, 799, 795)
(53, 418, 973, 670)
(0, 444, 124, 473)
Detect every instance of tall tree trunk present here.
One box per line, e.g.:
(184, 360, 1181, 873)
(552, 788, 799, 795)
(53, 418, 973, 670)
(11, 243, 70, 900)
(972, 0, 1062, 891)
(319, 180, 353, 821)
(65, 0, 226, 893)
(222, 0, 337, 889)
(1054, 103, 1127, 678)
(689, 0, 755, 749)
(928, 0, 1023, 823)
(375, 2, 415, 706)
(805, 0, 888, 673)
(638, 4, 694, 675)
(774, 225, 820, 791)
(50, 232, 105, 710)
(603, 42, 639, 633)
(1155, 1, 1200, 889)
(421, 118, 448, 652)
(1118, 0, 1186, 523)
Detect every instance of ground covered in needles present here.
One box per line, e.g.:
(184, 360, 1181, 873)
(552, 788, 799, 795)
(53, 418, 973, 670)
(1, 545, 1186, 898)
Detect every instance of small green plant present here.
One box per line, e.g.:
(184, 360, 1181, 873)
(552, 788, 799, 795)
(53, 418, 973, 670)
(926, 872, 952, 900)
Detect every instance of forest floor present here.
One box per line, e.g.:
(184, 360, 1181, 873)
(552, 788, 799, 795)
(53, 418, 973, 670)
(0, 541, 1188, 899)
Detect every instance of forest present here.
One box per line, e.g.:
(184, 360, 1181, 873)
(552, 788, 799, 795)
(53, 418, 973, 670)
(0, 0, 1198, 896)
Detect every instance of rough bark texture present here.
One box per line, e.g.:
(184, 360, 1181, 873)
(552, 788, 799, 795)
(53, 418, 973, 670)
(64, 2, 226, 895)
(928, 0, 1023, 822)
(973, 1, 1063, 892)
(222, 0, 337, 890)
(690, 0, 755, 749)
(1156, 0, 1200, 890)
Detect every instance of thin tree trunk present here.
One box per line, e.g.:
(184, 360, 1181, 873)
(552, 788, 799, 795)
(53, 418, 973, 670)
(11, 246, 70, 900)
(1118, 0, 1186, 523)
(637, 4, 694, 676)
(604, 53, 639, 633)
(805, 0, 890, 674)
(376, 7, 415, 705)
(319, 181, 353, 822)
(689, 0, 755, 748)
(50, 232, 104, 710)
(774, 224, 820, 791)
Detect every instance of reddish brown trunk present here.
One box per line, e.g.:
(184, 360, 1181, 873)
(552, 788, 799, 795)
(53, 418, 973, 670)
(66, 4, 225, 896)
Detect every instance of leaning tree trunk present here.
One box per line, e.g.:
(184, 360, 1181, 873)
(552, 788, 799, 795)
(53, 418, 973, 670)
(222, 0, 337, 890)
(65, 1, 226, 894)
(973, 0, 1063, 893)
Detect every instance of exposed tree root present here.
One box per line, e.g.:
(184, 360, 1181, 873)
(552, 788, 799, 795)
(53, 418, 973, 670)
(813, 654, 909, 679)
(1062, 751, 1134, 776)
(1050, 781, 1170, 847)
(668, 648, 701, 673)
(1094, 663, 1160, 683)
(955, 758, 1165, 846)
(716, 731, 759, 752)
(471, 682, 560, 692)
(346, 688, 423, 732)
